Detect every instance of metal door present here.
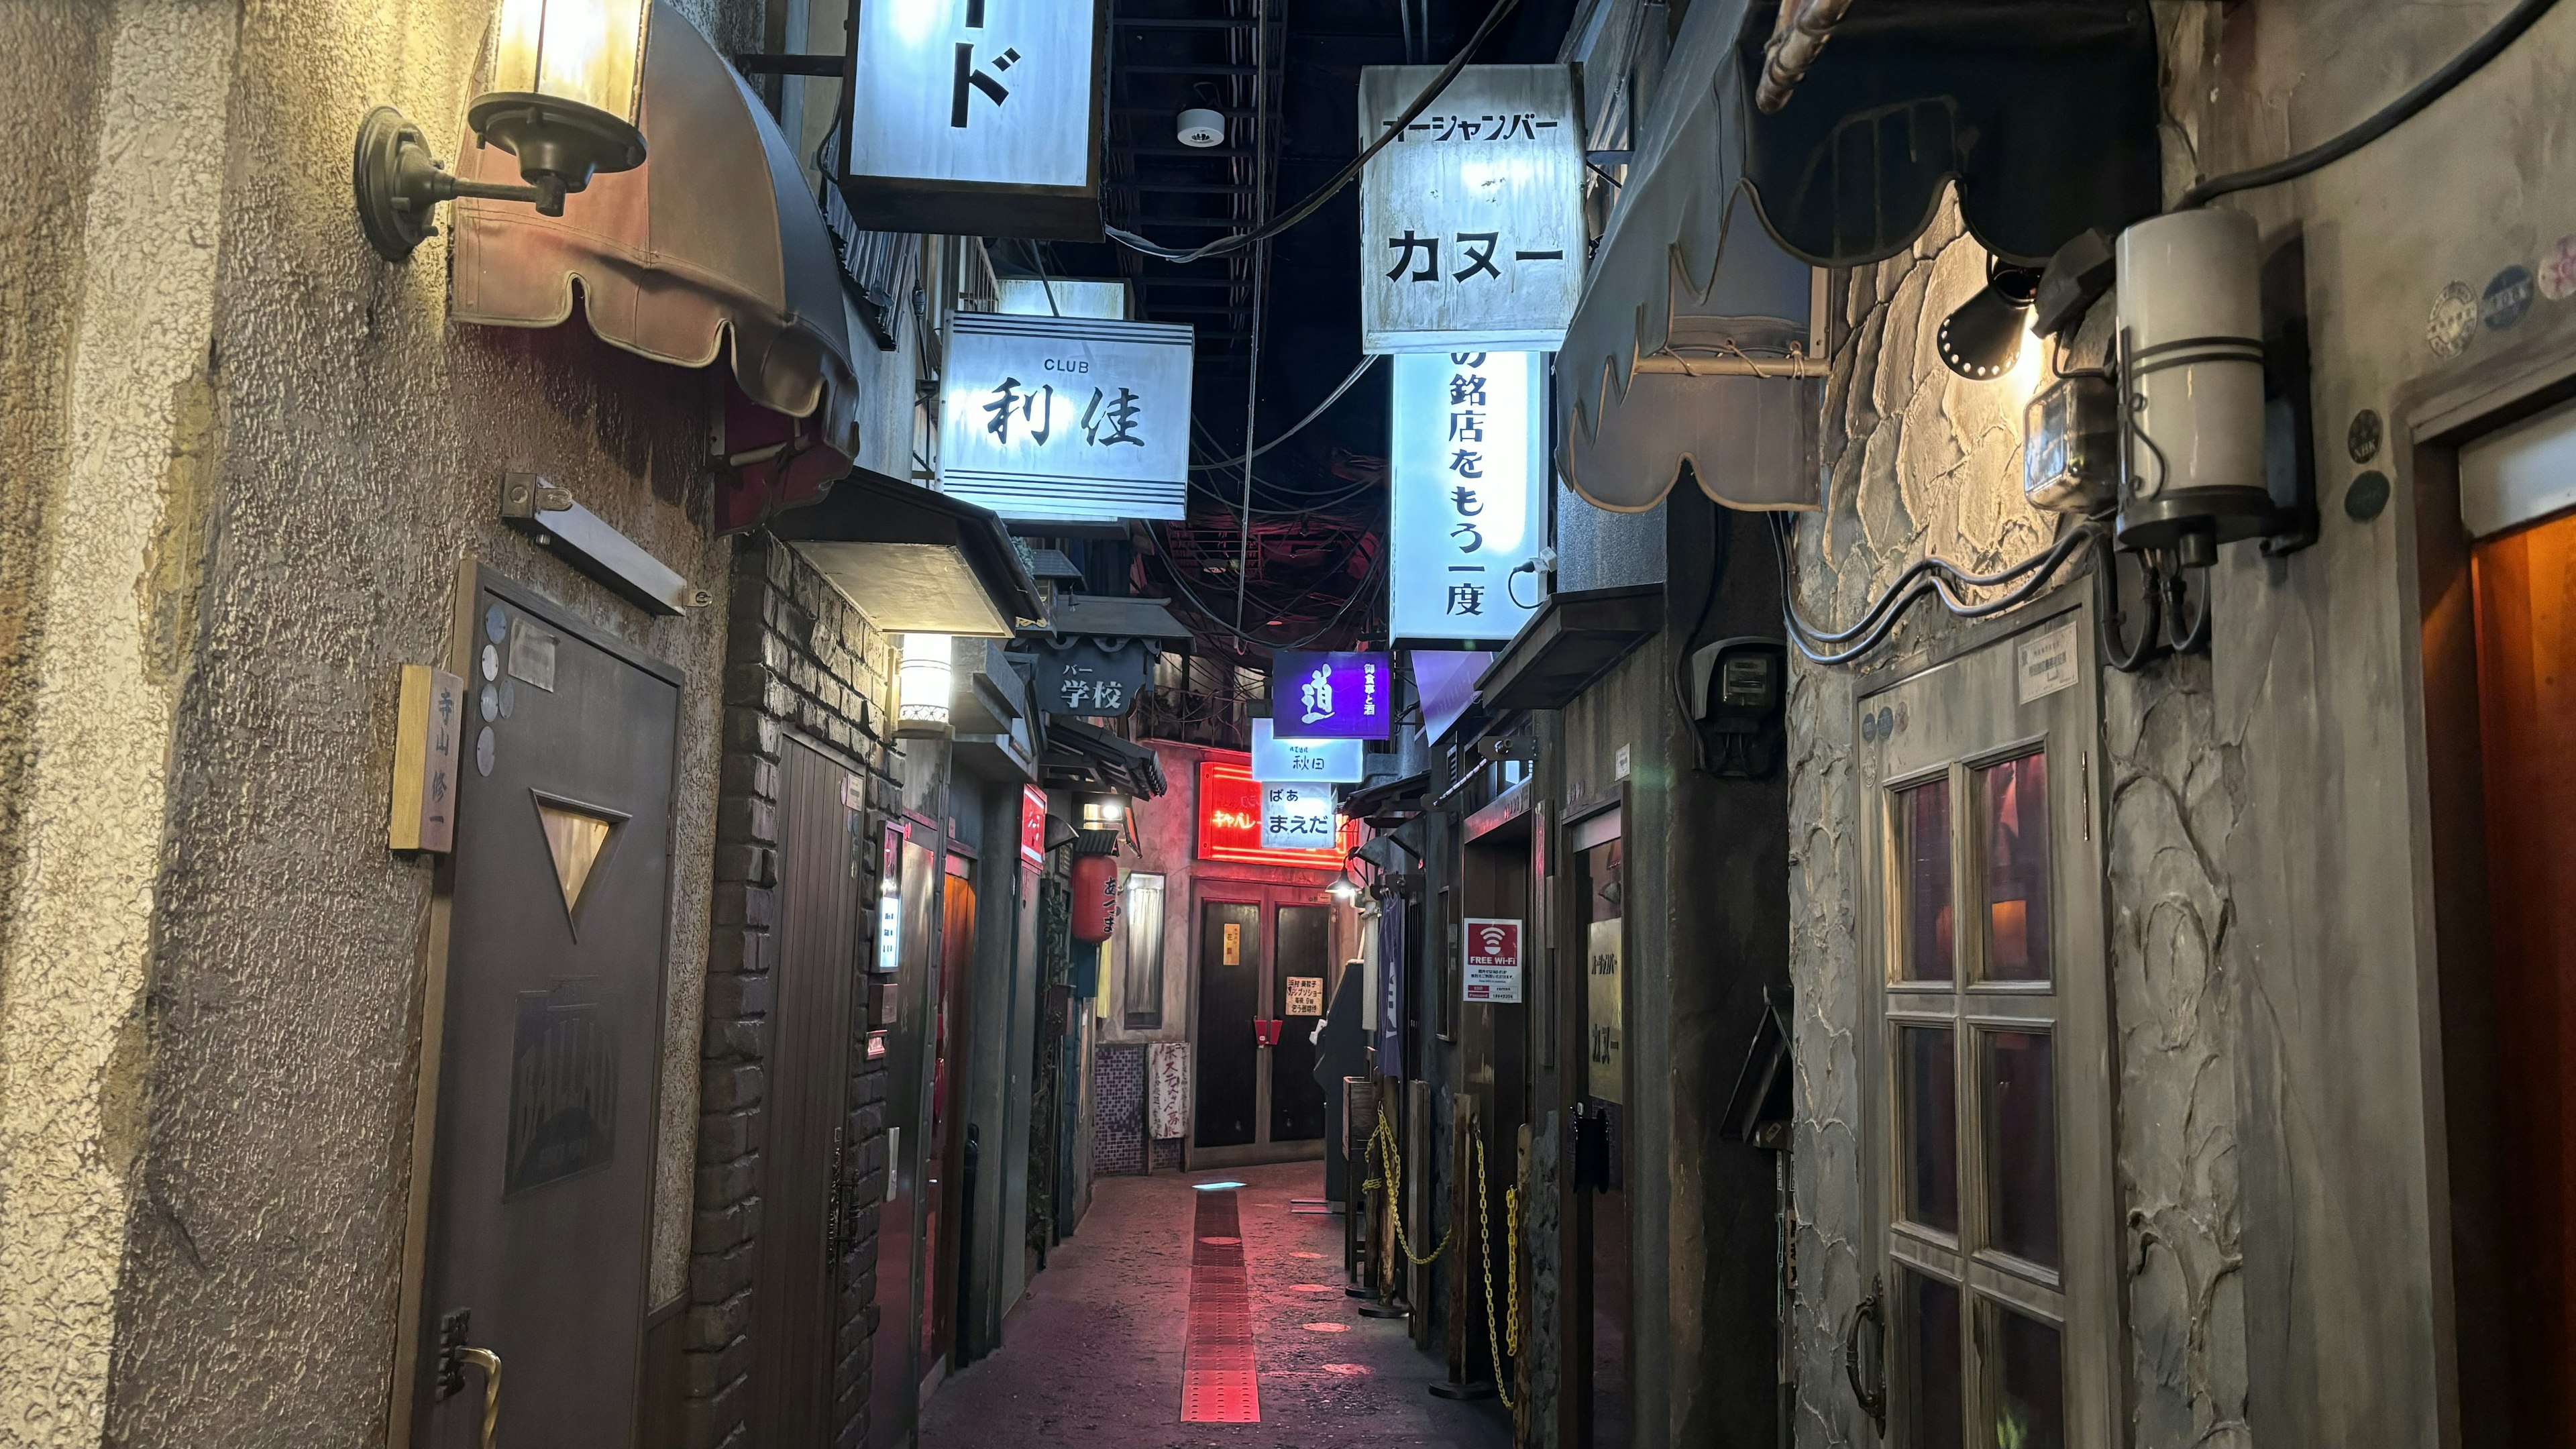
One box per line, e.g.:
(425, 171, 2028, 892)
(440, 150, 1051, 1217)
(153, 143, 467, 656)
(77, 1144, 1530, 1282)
(1571, 815, 1629, 1449)
(1193, 901, 1264, 1148)
(411, 578, 679, 1448)
(1269, 904, 1333, 1142)
(924, 855, 977, 1374)
(748, 739, 865, 1446)
(1193, 886, 1336, 1163)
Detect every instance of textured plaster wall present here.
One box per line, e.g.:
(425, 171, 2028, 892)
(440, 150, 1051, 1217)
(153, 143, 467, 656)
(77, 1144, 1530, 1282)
(0, 0, 769, 1440)
(0, 3, 237, 1440)
(2159, 5, 2576, 1443)
(1783, 199, 2249, 1447)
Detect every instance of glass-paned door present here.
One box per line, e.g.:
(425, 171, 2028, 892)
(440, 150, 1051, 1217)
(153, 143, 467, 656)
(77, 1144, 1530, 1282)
(1862, 610, 2116, 1449)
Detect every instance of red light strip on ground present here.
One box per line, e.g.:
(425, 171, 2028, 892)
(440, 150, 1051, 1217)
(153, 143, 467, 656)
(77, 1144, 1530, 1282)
(1179, 1189, 1260, 1424)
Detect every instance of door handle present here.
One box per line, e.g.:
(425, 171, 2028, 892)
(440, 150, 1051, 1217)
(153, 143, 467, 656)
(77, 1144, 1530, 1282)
(1843, 1272, 1886, 1437)
(437, 1311, 504, 1449)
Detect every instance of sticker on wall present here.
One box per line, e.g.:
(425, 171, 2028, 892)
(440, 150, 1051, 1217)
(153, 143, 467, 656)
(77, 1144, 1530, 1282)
(2542, 235, 2576, 301)
(2347, 409, 2382, 465)
(2428, 281, 2479, 359)
(1614, 745, 1631, 781)
(508, 621, 559, 692)
(2345, 470, 2393, 523)
(2017, 621, 2080, 704)
(2483, 266, 2537, 333)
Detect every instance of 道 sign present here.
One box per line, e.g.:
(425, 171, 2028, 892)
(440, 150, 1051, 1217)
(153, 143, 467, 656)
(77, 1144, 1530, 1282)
(1358, 65, 1585, 354)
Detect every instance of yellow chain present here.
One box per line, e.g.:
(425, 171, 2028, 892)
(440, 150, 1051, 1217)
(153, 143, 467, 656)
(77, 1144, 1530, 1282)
(1363, 1109, 1451, 1265)
(1474, 1132, 1517, 1409)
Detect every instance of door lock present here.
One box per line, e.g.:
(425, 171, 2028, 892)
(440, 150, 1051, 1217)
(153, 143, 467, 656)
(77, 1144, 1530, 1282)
(437, 1309, 506, 1449)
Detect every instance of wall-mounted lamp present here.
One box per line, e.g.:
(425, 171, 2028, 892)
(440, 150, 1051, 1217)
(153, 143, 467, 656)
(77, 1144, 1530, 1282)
(1937, 256, 2044, 380)
(1079, 794, 1128, 831)
(354, 0, 651, 262)
(897, 633, 954, 737)
(1328, 875, 1360, 904)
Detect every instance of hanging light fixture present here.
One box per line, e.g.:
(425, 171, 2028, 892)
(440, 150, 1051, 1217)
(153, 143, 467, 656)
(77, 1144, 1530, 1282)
(1937, 256, 2045, 380)
(897, 633, 954, 737)
(354, 0, 651, 262)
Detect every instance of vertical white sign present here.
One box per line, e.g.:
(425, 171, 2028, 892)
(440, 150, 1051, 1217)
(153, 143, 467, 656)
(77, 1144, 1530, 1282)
(1389, 350, 1546, 644)
(1358, 65, 1585, 353)
(847, 0, 1096, 190)
(939, 313, 1194, 523)
(1259, 782, 1340, 853)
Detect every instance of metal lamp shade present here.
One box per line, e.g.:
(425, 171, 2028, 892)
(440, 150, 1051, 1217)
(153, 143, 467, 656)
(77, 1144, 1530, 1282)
(472, 0, 651, 193)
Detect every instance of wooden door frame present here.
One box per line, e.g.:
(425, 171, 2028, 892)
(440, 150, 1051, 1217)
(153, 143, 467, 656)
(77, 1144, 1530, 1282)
(388, 561, 686, 1447)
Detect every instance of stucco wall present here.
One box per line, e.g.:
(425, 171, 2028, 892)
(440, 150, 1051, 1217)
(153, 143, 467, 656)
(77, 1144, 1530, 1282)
(0, 0, 773, 1440)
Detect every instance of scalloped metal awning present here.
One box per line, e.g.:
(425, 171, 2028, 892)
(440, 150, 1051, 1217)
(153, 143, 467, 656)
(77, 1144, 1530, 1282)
(449, 0, 863, 533)
(1555, 0, 2159, 515)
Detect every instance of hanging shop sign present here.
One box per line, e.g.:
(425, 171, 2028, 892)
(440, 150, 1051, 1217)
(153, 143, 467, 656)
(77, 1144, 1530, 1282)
(1250, 718, 1366, 784)
(876, 820, 908, 973)
(1463, 918, 1524, 1004)
(938, 313, 1193, 524)
(1033, 635, 1152, 717)
(1197, 757, 1352, 868)
(1270, 651, 1393, 740)
(1260, 780, 1340, 853)
(1358, 64, 1585, 354)
(1020, 784, 1049, 867)
(838, 0, 1106, 240)
(1389, 350, 1546, 645)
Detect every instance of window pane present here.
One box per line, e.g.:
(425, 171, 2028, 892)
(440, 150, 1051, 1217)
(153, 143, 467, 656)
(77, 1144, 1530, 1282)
(1981, 1299, 2066, 1449)
(1898, 1024, 1959, 1235)
(1899, 779, 1955, 982)
(1979, 1030, 2060, 1270)
(1976, 753, 2053, 982)
(1896, 1268, 1965, 1449)
(1122, 873, 1165, 1030)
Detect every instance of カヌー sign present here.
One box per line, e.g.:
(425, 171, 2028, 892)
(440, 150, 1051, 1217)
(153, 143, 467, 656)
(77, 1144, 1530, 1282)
(1462, 917, 1523, 1004)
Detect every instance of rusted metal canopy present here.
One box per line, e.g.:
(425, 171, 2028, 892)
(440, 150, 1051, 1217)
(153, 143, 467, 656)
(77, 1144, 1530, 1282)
(451, 0, 860, 496)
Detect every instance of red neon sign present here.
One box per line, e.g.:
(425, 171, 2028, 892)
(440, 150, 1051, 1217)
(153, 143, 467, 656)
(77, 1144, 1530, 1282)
(1196, 755, 1356, 868)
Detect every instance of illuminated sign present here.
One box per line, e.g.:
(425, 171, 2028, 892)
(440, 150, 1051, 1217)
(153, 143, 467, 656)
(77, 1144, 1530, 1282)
(839, 0, 1104, 239)
(938, 313, 1193, 524)
(1196, 757, 1351, 868)
(1269, 651, 1392, 740)
(1250, 718, 1365, 784)
(1020, 784, 1049, 866)
(1260, 781, 1338, 852)
(1390, 350, 1545, 644)
(1358, 64, 1585, 353)
(875, 819, 907, 973)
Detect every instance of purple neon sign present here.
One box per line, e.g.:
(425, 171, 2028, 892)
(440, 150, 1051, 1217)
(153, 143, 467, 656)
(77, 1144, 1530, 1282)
(1271, 651, 1392, 740)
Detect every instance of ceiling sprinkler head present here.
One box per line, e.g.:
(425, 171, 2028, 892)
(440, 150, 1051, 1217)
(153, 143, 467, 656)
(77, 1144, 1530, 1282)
(1177, 107, 1226, 148)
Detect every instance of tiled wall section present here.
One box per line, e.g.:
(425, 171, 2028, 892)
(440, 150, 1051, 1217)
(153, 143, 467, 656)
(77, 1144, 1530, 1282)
(1092, 1044, 1146, 1176)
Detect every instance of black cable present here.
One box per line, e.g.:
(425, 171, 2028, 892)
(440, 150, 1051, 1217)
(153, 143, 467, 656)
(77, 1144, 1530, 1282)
(1770, 515, 2097, 646)
(2178, 0, 2560, 207)
(1108, 0, 1524, 264)
(2095, 532, 2171, 673)
(1674, 507, 1733, 775)
(1776, 519, 2103, 666)
(1189, 354, 1384, 472)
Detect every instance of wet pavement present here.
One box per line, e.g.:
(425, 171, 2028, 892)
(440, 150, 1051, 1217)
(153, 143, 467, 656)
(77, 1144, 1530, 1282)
(918, 1161, 1514, 1449)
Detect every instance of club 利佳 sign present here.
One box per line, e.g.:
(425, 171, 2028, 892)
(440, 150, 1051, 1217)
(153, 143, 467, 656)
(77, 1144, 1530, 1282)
(1390, 350, 1546, 644)
(1358, 64, 1585, 353)
(938, 313, 1193, 524)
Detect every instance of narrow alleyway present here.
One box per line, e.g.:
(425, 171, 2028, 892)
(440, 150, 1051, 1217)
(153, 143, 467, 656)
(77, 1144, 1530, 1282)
(920, 1162, 1513, 1449)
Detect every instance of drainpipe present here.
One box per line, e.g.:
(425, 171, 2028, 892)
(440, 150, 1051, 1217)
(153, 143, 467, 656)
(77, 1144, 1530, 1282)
(1756, 0, 1858, 113)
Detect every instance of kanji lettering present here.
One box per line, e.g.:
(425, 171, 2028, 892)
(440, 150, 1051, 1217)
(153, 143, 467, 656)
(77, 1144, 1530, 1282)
(1446, 584, 1487, 616)
(1081, 386, 1145, 447)
(983, 377, 1050, 445)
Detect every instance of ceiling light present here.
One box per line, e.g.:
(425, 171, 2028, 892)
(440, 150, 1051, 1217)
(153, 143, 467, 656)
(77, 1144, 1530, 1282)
(1177, 107, 1226, 148)
(1937, 256, 2043, 380)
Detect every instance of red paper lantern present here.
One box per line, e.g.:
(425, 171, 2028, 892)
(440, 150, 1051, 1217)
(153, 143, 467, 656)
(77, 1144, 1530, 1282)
(1072, 853, 1119, 943)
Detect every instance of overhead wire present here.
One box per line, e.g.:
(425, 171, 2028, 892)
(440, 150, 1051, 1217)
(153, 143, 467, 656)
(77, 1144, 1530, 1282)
(1189, 354, 1384, 471)
(1772, 516, 2105, 667)
(1107, 0, 1525, 264)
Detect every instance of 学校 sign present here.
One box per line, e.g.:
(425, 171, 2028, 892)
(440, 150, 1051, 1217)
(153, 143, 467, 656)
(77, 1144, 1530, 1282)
(1270, 651, 1392, 740)
(939, 313, 1192, 524)
(1250, 718, 1365, 784)
(1358, 64, 1584, 354)
(1390, 350, 1546, 644)
(839, 0, 1106, 239)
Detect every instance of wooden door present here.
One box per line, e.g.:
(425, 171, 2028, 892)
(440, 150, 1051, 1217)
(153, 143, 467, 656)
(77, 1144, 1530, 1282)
(924, 857, 978, 1373)
(747, 739, 864, 1446)
(411, 579, 678, 1448)
(1194, 900, 1264, 1149)
(2472, 508, 2576, 1444)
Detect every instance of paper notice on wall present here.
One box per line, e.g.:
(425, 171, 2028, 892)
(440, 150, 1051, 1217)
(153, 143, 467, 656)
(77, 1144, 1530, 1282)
(1148, 1041, 1189, 1140)
(1285, 975, 1325, 1016)
(2017, 621, 2080, 704)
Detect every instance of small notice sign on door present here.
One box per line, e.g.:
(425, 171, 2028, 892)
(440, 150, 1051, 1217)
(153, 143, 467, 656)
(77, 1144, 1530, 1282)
(1462, 918, 1524, 1004)
(1285, 975, 1325, 1016)
(2017, 621, 2080, 704)
(1223, 922, 1242, 965)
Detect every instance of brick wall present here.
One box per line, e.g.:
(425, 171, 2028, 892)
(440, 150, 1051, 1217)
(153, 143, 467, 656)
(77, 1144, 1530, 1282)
(685, 535, 902, 1449)
(1092, 1043, 1144, 1175)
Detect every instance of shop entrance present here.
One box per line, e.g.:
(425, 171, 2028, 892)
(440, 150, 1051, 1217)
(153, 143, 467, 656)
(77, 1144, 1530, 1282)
(407, 575, 680, 1448)
(1568, 806, 1629, 1449)
(923, 853, 979, 1379)
(1191, 883, 1336, 1165)
(1454, 792, 1536, 1393)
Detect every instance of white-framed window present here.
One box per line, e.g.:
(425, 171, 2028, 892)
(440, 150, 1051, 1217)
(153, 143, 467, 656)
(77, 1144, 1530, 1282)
(1856, 605, 2120, 1449)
